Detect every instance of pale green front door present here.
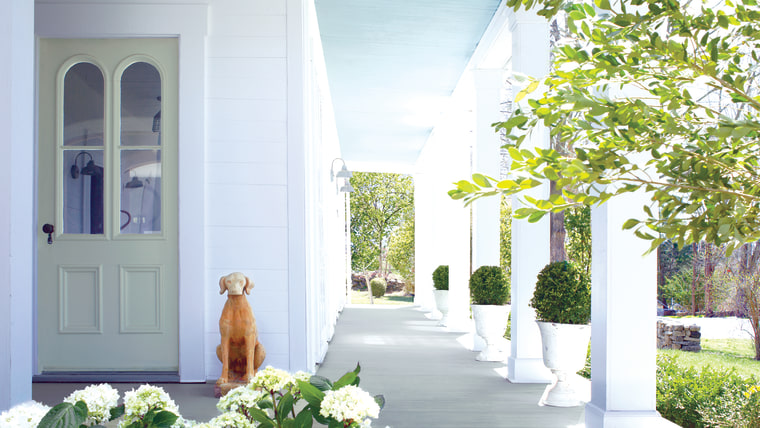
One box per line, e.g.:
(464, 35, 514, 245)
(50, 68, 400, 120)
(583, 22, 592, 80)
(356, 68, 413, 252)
(37, 39, 179, 372)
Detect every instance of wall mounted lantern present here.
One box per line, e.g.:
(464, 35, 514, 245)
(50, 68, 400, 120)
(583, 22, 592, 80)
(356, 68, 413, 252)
(331, 158, 354, 193)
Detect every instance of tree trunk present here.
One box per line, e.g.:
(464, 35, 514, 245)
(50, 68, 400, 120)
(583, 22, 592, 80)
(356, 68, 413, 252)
(691, 248, 699, 315)
(704, 242, 717, 316)
(549, 181, 567, 263)
(365, 272, 374, 304)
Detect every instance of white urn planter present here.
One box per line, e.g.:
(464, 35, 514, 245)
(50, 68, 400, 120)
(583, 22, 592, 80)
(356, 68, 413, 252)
(433, 289, 449, 326)
(536, 321, 591, 407)
(472, 304, 510, 361)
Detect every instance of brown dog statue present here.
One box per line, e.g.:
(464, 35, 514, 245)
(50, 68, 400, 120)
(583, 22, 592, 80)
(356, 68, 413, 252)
(215, 272, 266, 396)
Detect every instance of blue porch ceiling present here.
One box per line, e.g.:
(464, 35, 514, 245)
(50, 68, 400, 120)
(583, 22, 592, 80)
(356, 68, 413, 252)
(316, 0, 502, 169)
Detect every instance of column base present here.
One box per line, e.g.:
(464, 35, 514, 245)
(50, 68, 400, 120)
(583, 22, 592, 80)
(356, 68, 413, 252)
(585, 402, 680, 428)
(507, 356, 553, 383)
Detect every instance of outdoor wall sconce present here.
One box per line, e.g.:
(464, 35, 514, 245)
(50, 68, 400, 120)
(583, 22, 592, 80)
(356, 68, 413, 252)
(331, 158, 354, 193)
(70, 151, 99, 179)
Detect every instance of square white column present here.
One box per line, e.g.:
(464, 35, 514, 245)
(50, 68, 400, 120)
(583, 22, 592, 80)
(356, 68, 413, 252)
(506, 10, 553, 383)
(585, 191, 679, 427)
(0, 0, 35, 411)
(471, 69, 505, 270)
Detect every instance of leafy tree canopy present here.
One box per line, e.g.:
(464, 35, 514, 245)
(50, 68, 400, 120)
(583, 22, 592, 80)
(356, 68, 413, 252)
(449, 0, 760, 255)
(350, 172, 414, 272)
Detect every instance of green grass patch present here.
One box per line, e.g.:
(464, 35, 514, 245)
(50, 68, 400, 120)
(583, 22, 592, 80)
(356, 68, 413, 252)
(350, 289, 413, 305)
(660, 339, 760, 380)
(703, 338, 756, 359)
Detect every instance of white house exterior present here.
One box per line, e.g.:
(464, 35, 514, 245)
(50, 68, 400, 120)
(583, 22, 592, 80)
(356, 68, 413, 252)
(2, 0, 349, 409)
(2, 1, 679, 426)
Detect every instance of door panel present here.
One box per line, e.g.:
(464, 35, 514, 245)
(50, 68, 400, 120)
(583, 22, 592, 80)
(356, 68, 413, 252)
(38, 39, 179, 372)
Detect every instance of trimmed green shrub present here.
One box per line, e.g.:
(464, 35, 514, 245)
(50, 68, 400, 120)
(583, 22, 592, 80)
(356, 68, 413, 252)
(432, 265, 449, 291)
(531, 261, 590, 324)
(470, 265, 510, 305)
(657, 353, 760, 427)
(370, 278, 387, 298)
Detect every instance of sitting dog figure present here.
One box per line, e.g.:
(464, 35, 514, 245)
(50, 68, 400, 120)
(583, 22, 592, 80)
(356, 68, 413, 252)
(216, 272, 266, 387)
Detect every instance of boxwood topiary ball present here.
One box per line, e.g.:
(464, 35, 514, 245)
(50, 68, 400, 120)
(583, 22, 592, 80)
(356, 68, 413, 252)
(469, 265, 510, 305)
(370, 277, 387, 298)
(432, 265, 449, 290)
(531, 261, 590, 325)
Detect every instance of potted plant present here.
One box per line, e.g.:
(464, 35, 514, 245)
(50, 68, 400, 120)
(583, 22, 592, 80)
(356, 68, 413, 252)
(432, 265, 450, 326)
(469, 265, 510, 361)
(531, 260, 591, 407)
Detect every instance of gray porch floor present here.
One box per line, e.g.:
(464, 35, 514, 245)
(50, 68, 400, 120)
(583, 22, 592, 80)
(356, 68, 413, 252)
(33, 305, 586, 427)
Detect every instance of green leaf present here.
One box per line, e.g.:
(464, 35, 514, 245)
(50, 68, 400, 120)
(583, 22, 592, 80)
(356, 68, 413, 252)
(294, 408, 314, 428)
(455, 180, 478, 193)
(594, 0, 611, 10)
(151, 410, 179, 428)
(622, 219, 639, 230)
(109, 404, 125, 421)
(496, 179, 519, 189)
(249, 408, 275, 425)
(374, 394, 386, 410)
(333, 371, 357, 390)
(299, 380, 326, 408)
(38, 402, 88, 428)
(277, 393, 295, 423)
(508, 147, 524, 162)
(309, 375, 333, 391)
(472, 173, 492, 188)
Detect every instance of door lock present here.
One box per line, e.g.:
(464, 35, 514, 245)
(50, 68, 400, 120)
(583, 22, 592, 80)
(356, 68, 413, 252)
(42, 223, 55, 244)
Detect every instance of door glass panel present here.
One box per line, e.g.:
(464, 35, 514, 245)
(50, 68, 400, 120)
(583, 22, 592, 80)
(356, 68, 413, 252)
(120, 62, 161, 146)
(120, 149, 162, 234)
(63, 150, 104, 234)
(64, 63, 105, 147)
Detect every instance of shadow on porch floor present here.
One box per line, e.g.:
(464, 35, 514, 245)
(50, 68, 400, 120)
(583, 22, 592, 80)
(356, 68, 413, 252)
(34, 305, 586, 427)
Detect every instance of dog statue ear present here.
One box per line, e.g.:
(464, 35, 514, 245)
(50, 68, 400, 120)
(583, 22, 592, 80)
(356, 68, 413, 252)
(219, 275, 228, 295)
(244, 276, 254, 295)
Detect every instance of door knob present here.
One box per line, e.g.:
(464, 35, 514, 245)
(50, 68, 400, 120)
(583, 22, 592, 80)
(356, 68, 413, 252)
(42, 223, 54, 244)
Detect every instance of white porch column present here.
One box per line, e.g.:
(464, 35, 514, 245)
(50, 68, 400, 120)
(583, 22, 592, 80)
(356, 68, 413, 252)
(413, 170, 436, 311)
(471, 69, 504, 270)
(435, 143, 471, 332)
(586, 191, 678, 427)
(507, 10, 553, 383)
(0, 0, 34, 411)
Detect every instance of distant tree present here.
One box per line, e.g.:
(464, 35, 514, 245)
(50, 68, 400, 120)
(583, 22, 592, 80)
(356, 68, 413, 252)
(350, 172, 414, 278)
(565, 205, 591, 277)
(387, 213, 415, 294)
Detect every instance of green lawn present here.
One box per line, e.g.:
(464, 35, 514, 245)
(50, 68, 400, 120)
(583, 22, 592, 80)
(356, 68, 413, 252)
(350, 289, 414, 305)
(661, 338, 760, 379)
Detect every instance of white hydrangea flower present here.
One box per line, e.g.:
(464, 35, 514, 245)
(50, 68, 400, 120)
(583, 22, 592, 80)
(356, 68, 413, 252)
(250, 366, 294, 393)
(319, 385, 380, 425)
(216, 385, 266, 414)
(289, 371, 312, 395)
(292, 371, 311, 383)
(118, 384, 180, 428)
(0, 401, 51, 428)
(208, 411, 257, 428)
(64, 383, 119, 424)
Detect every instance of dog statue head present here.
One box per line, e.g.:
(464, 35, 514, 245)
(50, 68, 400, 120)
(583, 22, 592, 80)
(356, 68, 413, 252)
(219, 272, 254, 296)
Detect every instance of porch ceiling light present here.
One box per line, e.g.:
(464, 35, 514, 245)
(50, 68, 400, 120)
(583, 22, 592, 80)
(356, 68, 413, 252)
(331, 158, 354, 193)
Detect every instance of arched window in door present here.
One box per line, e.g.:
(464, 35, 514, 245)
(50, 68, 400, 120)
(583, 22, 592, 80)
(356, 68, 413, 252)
(119, 61, 162, 235)
(62, 62, 105, 235)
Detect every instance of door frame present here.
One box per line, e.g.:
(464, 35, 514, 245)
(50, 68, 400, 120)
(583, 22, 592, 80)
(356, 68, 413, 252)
(35, 3, 208, 382)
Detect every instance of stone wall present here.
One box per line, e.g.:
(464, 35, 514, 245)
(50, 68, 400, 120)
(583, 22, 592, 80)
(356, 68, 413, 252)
(657, 319, 701, 352)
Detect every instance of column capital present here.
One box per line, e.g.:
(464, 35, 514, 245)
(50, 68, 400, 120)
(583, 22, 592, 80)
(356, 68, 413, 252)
(507, 8, 550, 31)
